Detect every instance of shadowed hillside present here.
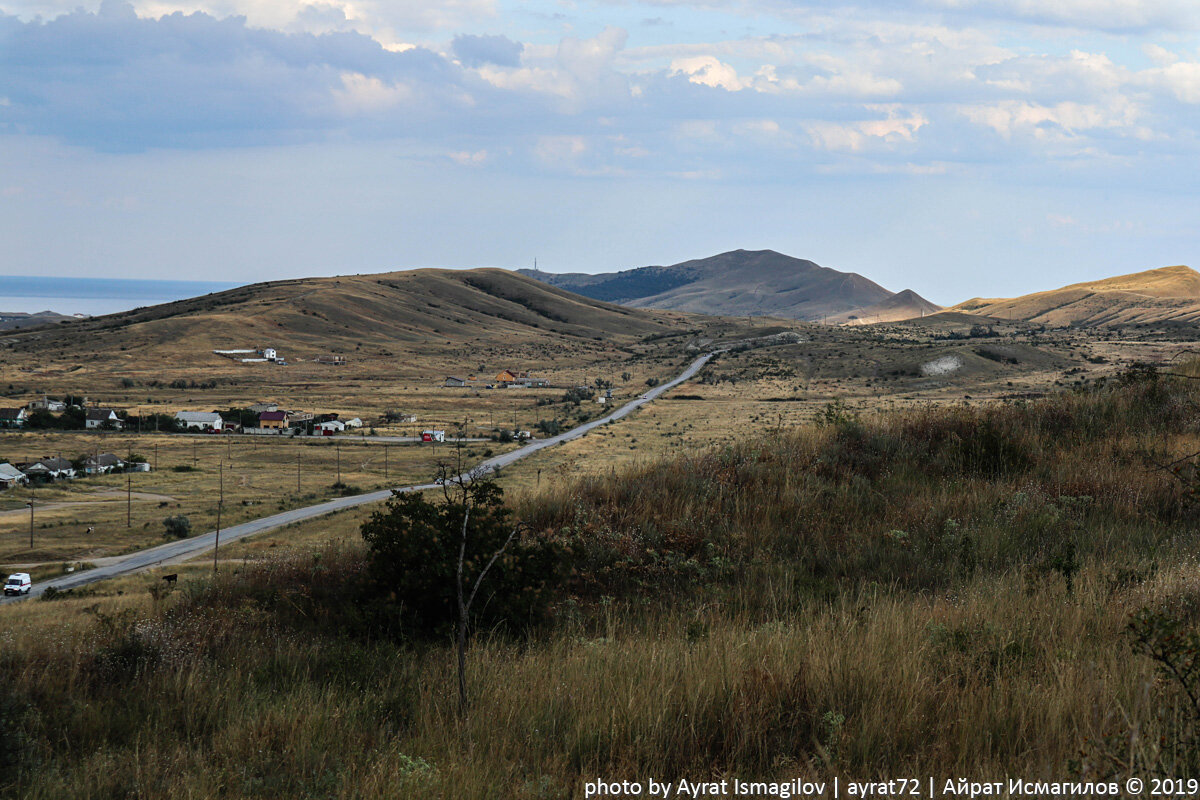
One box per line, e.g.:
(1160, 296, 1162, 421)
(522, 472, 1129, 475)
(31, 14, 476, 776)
(950, 265, 1200, 326)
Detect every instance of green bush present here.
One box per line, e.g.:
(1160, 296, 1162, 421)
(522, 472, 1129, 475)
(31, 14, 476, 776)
(360, 481, 567, 637)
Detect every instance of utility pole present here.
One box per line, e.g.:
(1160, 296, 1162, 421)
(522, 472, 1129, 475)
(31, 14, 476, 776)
(27, 501, 33, 549)
(336, 442, 341, 484)
(384, 444, 388, 480)
(126, 463, 132, 528)
(214, 461, 223, 574)
(193, 440, 197, 468)
(296, 449, 301, 493)
(154, 442, 158, 472)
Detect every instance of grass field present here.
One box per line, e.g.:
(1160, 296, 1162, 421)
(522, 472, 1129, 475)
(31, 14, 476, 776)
(3, 358, 1200, 797)
(0, 431, 519, 570)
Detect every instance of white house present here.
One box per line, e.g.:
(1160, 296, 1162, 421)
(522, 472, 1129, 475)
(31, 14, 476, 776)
(0, 463, 28, 488)
(317, 420, 345, 434)
(85, 409, 122, 429)
(84, 453, 125, 475)
(175, 411, 224, 432)
(0, 408, 27, 428)
(21, 457, 75, 481)
(262, 348, 277, 361)
(344, 417, 363, 429)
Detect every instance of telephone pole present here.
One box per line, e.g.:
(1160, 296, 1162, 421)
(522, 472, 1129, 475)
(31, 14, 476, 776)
(214, 461, 223, 573)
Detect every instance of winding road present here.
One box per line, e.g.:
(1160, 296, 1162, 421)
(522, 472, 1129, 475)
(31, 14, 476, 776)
(1, 350, 719, 603)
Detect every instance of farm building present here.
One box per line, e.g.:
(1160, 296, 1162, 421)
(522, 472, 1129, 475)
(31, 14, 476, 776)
(444, 376, 467, 388)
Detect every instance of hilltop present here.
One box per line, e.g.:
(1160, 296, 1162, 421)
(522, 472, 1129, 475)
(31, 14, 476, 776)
(949, 264, 1200, 326)
(521, 249, 937, 322)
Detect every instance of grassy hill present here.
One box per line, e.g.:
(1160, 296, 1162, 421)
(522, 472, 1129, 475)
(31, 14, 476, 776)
(949, 265, 1200, 326)
(0, 268, 684, 377)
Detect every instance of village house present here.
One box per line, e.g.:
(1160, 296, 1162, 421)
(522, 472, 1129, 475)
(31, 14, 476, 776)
(287, 411, 314, 427)
(0, 463, 28, 488)
(259, 410, 288, 430)
(315, 355, 346, 365)
(344, 418, 363, 429)
(83, 453, 124, 475)
(495, 370, 549, 388)
(0, 408, 28, 429)
(443, 376, 467, 388)
(28, 396, 66, 412)
(175, 411, 224, 432)
(317, 419, 345, 435)
(21, 457, 76, 481)
(249, 402, 278, 414)
(85, 409, 123, 430)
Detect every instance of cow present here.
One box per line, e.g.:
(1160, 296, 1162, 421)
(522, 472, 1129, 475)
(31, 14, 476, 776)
(162, 574, 177, 586)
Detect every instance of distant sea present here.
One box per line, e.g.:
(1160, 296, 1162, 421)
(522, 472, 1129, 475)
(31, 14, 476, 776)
(0, 276, 244, 316)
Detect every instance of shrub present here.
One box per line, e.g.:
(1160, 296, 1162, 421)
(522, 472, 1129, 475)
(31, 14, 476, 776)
(162, 515, 191, 539)
(359, 481, 567, 638)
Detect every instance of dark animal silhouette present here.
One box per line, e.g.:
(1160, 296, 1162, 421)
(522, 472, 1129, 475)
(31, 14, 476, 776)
(162, 574, 177, 586)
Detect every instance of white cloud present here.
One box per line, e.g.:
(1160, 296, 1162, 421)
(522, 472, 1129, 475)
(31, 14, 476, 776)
(669, 56, 747, 91)
(806, 106, 928, 151)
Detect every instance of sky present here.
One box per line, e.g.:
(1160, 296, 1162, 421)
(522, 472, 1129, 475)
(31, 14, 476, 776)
(2, 0, 1200, 305)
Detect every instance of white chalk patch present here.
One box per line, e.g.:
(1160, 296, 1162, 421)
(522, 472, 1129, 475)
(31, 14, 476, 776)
(920, 355, 963, 376)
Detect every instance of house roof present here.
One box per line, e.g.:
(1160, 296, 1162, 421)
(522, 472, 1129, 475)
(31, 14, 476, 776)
(85, 408, 117, 421)
(260, 411, 288, 421)
(27, 457, 73, 471)
(175, 411, 223, 423)
(0, 408, 24, 420)
(86, 453, 123, 467)
(0, 463, 25, 480)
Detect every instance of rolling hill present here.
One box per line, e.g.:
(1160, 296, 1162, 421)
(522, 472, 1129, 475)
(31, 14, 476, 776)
(949, 265, 1200, 326)
(0, 268, 685, 377)
(520, 249, 937, 322)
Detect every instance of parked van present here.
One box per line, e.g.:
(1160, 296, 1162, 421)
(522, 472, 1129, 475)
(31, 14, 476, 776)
(4, 573, 31, 596)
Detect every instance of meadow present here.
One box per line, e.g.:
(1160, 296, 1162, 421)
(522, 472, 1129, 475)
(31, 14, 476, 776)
(2, 359, 1199, 797)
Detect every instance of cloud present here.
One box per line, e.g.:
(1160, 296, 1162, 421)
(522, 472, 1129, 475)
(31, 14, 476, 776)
(669, 56, 748, 91)
(451, 33, 522, 68)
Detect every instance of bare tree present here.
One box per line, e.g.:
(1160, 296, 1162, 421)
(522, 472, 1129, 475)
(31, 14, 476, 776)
(437, 428, 525, 712)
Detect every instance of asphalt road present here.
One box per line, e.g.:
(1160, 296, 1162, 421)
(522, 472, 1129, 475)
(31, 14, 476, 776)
(1, 350, 718, 604)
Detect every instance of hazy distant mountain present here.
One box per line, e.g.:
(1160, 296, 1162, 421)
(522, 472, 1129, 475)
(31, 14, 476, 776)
(826, 289, 943, 325)
(949, 265, 1200, 326)
(520, 249, 926, 321)
(0, 310, 78, 331)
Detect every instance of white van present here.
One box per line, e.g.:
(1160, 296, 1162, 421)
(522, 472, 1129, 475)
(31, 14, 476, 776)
(4, 573, 31, 596)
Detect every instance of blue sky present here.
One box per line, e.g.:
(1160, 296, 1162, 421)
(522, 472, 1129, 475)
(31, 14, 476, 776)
(2, 0, 1200, 305)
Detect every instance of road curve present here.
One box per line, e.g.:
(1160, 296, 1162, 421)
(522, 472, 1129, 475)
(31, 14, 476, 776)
(1, 350, 719, 604)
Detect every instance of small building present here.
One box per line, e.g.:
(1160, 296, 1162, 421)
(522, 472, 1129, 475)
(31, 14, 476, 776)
(84, 453, 125, 475)
(343, 417, 363, 429)
(249, 402, 279, 414)
(0, 463, 28, 488)
(444, 376, 467, 388)
(175, 411, 224, 432)
(21, 457, 75, 481)
(317, 420, 345, 435)
(0, 408, 27, 429)
(85, 409, 123, 430)
(262, 348, 278, 362)
(421, 430, 446, 443)
(495, 370, 548, 388)
(28, 396, 66, 412)
(287, 411, 314, 427)
(315, 355, 346, 365)
(259, 410, 288, 430)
